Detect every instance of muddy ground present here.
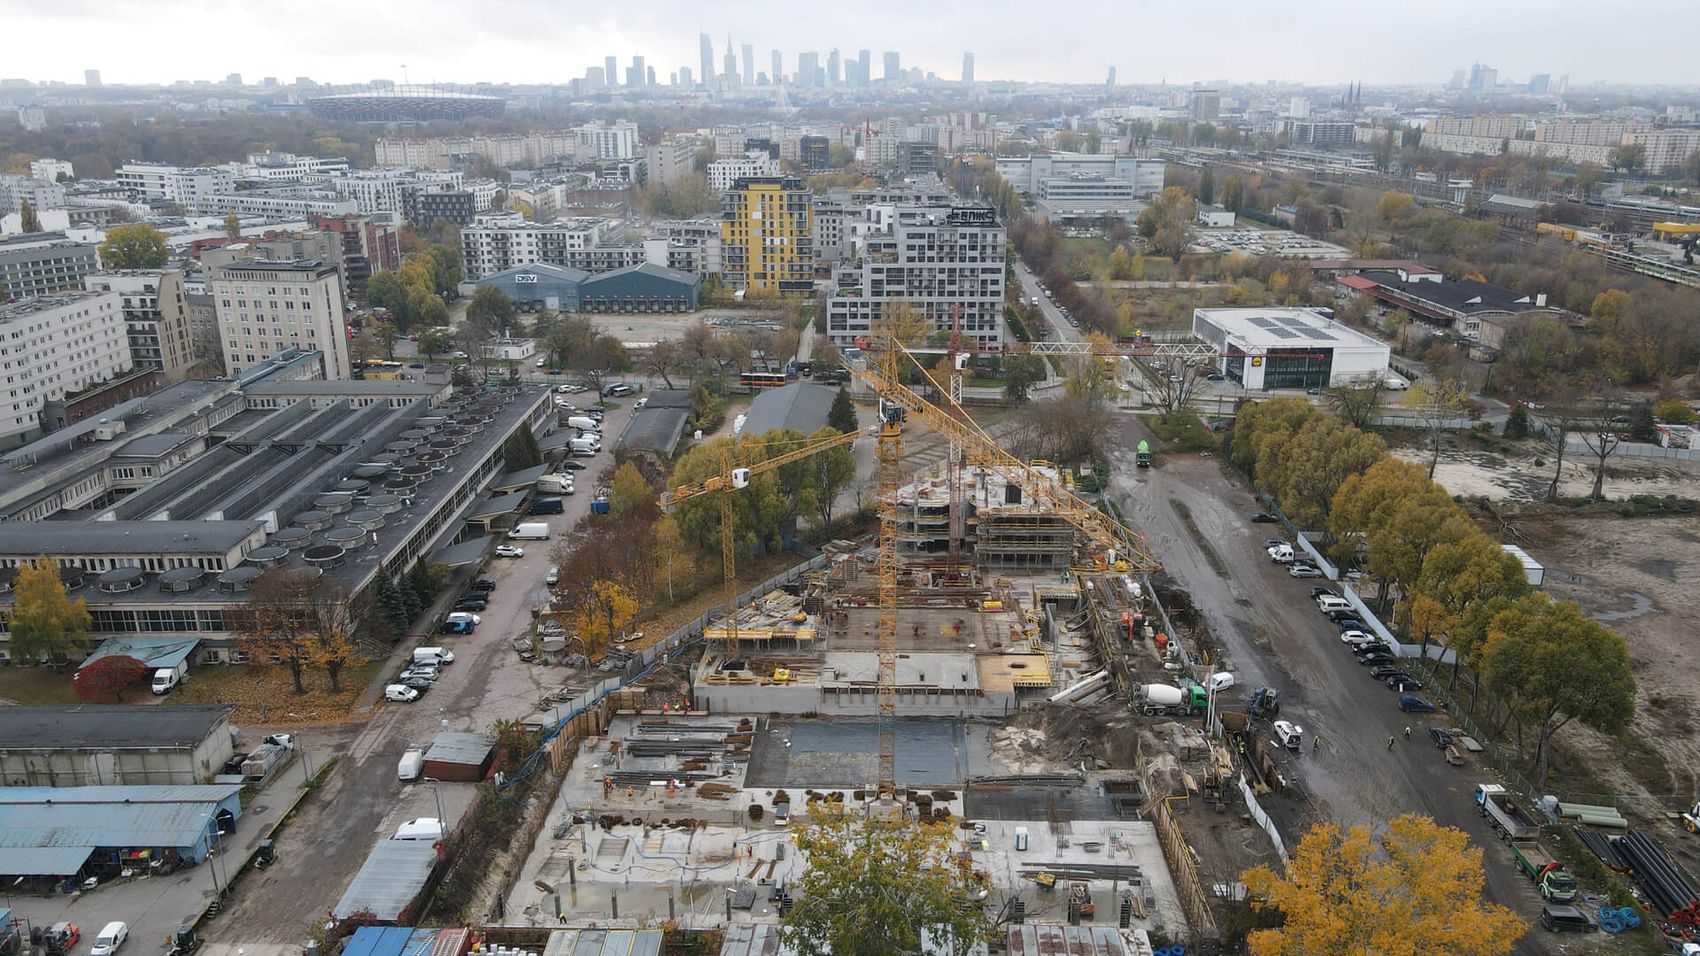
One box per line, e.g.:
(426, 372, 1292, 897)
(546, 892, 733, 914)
(1395, 442, 1698, 502)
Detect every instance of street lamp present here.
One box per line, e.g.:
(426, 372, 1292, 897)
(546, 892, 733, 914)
(420, 777, 448, 829)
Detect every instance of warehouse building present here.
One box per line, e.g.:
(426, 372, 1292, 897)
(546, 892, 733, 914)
(0, 784, 244, 880)
(1192, 307, 1392, 391)
(1337, 267, 1575, 341)
(0, 705, 235, 787)
(476, 262, 700, 313)
(740, 382, 838, 437)
(476, 263, 588, 311)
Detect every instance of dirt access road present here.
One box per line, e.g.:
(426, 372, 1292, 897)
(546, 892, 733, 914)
(1102, 422, 1554, 953)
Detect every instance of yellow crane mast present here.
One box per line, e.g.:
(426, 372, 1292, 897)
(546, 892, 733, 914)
(659, 428, 862, 659)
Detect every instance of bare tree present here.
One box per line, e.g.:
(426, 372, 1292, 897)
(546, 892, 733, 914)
(1146, 359, 1212, 414)
(1326, 374, 1389, 428)
(1408, 377, 1469, 478)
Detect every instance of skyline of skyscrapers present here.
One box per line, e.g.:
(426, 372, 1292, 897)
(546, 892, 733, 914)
(585, 40, 967, 90)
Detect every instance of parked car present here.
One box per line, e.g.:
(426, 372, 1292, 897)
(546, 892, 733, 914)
(1309, 586, 1338, 600)
(1265, 539, 1289, 550)
(385, 685, 421, 703)
(1288, 563, 1323, 578)
(495, 545, 524, 558)
(1342, 630, 1378, 646)
(1357, 651, 1396, 666)
(397, 676, 434, 691)
(559, 460, 586, 471)
(1249, 512, 1279, 524)
(470, 579, 496, 591)
(90, 923, 127, 956)
(1399, 695, 1437, 713)
(453, 599, 487, 612)
(602, 383, 634, 397)
(1387, 675, 1424, 691)
(444, 612, 481, 626)
(1369, 665, 1408, 680)
(440, 619, 474, 635)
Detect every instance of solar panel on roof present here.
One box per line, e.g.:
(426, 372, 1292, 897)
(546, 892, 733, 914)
(1309, 331, 1335, 340)
(1250, 317, 1280, 328)
(1272, 329, 1299, 339)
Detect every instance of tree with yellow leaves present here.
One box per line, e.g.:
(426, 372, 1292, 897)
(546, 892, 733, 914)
(9, 556, 93, 667)
(1242, 814, 1523, 956)
(575, 580, 637, 658)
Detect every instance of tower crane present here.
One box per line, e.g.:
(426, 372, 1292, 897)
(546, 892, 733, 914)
(660, 428, 861, 659)
(851, 335, 1162, 800)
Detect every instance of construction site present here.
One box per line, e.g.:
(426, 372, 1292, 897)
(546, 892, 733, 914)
(503, 342, 1287, 952)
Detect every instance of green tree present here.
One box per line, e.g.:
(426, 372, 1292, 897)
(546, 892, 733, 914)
(1628, 399, 1657, 443)
(364, 271, 411, 324)
(372, 320, 399, 359)
(1222, 173, 1245, 213)
(19, 200, 42, 233)
(466, 285, 517, 338)
(827, 386, 858, 433)
(1242, 815, 1524, 956)
(98, 224, 170, 269)
(608, 462, 652, 518)
(224, 212, 241, 239)
(1683, 149, 1700, 187)
(782, 802, 991, 956)
(1483, 596, 1636, 782)
(1197, 166, 1215, 205)
(1608, 142, 1646, 173)
(416, 328, 449, 360)
(1502, 402, 1531, 439)
(9, 557, 93, 666)
(807, 426, 857, 528)
(1136, 186, 1197, 261)
(1003, 355, 1047, 404)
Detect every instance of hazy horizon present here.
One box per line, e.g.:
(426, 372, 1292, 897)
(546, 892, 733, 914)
(7, 0, 1698, 90)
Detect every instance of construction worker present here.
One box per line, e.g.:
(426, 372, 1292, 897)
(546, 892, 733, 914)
(1387, 735, 1395, 750)
(1312, 734, 1321, 753)
(1404, 726, 1412, 740)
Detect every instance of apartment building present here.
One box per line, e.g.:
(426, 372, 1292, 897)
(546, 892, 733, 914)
(0, 291, 131, 449)
(826, 204, 1005, 346)
(1, 233, 100, 302)
(1632, 128, 1700, 175)
(28, 158, 73, 182)
(644, 138, 700, 188)
(576, 121, 641, 160)
(721, 177, 813, 296)
(329, 169, 462, 217)
(0, 175, 67, 215)
(707, 154, 782, 192)
(1429, 115, 1527, 139)
(83, 271, 197, 381)
(995, 153, 1165, 197)
(209, 259, 350, 381)
(459, 217, 631, 280)
(116, 163, 235, 214)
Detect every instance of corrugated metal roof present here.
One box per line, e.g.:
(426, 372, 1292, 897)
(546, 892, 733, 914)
(0, 785, 241, 855)
(333, 839, 439, 921)
(0, 845, 95, 876)
(467, 491, 526, 520)
(343, 926, 418, 956)
(0, 706, 232, 750)
(78, 637, 201, 672)
(544, 930, 664, 956)
(716, 924, 788, 956)
(431, 536, 493, 568)
(423, 731, 496, 766)
(1006, 925, 1144, 956)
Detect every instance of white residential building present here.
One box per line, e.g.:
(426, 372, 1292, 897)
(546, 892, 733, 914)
(15, 107, 45, 132)
(644, 138, 700, 188)
(0, 176, 67, 216)
(827, 204, 1006, 347)
(575, 121, 641, 160)
(116, 163, 236, 214)
(28, 158, 73, 183)
(0, 291, 132, 449)
(329, 169, 462, 217)
(240, 151, 351, 181)
(460, 217, 631, 280)
(994, 153, 1165, 198)
(83, 270, 197, 381)
(209, 259, 349, 381)
(707, 154, 782, 192)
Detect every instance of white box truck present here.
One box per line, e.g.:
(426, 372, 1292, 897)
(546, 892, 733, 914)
(509, 522, 551, 539)
(565, 416, 601, 433)
(151, 660, 188, 694)
(537, 473, 575, 494)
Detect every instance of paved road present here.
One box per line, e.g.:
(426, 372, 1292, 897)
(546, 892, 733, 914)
(1011, 260, 1081, 344)
(1103, 421, 1552, 954)
(199, 399, 637, 944)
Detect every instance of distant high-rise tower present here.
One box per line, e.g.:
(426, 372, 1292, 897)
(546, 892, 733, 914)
(606, 56, 619, 86)
(962, 53, 975, 84)
(828, 49, 841, 85)
(84, 69, 101, 87)
(226, 73, 242, 86)
(742, 44, 755, 85)
(700, 33, 715, 87)
(772, 49, 783, 85)
(798, 52, 820, 89)
(586, 66, 606, 87)
(883, 51, 901, 81)
(857, 50, 872, 87)
(627, 56, 646, 88)
(647, 65, 656, 87)
(1106, 66, 1116, 90)
(724, 40, 738, 86)
(1190, 88, 1221, 122)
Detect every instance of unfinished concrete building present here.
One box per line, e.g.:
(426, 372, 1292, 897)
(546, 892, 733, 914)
(895, 464, 1077, 569)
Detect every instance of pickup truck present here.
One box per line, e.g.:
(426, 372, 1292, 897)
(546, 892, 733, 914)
(1475, 783, 1541, 841)
(1511, 840, 1578, 902)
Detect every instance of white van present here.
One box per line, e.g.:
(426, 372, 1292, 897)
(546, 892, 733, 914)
(1205, 672, 1236, 693)
(90, 923, 127, 956)
(397, 748, 424, 781)
(1268, 544, 1295, 564)
(569, 436, 600, 456)
(393, 817, 444, 841)
(565, 416, 601, 433)
(413, 647, 454, 666)
(1316, 595, 1353, 615)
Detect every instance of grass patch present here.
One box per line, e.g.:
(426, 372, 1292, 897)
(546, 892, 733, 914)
(0, 667, 82, 705)
(176, 659, 387, 724)
(1140, 411, 1217, 453)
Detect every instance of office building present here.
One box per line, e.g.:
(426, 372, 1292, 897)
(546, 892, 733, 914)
(800, 136, 831, 171)
(742, 44, 756, 86)
(708, 154, 782, 191)
(962, 53, 975, 84)
(84, 70, 101, 87)
(116, 163, 235, 214)
(772, 50, 783, 85)
(1282, 120, 1356, 146)
(15, 107, 45, 133)
(995, 153, 1166, 200)
(625, 56, 646, 88)
(883, 51, 901, 81)
(721, 177, 813, 296)
(1, 233, 100, 302)
(828, 49, 842, 86)
(700, 34, 716, 87)
(0, 175, 66, 216)
(460, 217, 645, 280)
(84, 271, 197, 382)
(1193, 307, 1390, 390)
(586, 66, 605, 88)
(0, 291, 131, 449)
(576, 121, 640, 160)
(405, 189, 476, 227)
(1106, 66, 1116, 89)
(827, 204, 1005, 347)
(798, 52, 820, 89)
(857, 50, 872, 86)
(1190, 89, 1221, 122)
(1467, 63, 1498, 92)
(605, 56, 618, 87)
(209, 259, 350, 380)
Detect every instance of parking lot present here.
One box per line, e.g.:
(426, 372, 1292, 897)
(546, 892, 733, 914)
(1103, 423, 1552, 954)
(192, 399, 636, 944)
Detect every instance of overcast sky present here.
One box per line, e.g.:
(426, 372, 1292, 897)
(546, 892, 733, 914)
(7, 0, 1695, 88)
